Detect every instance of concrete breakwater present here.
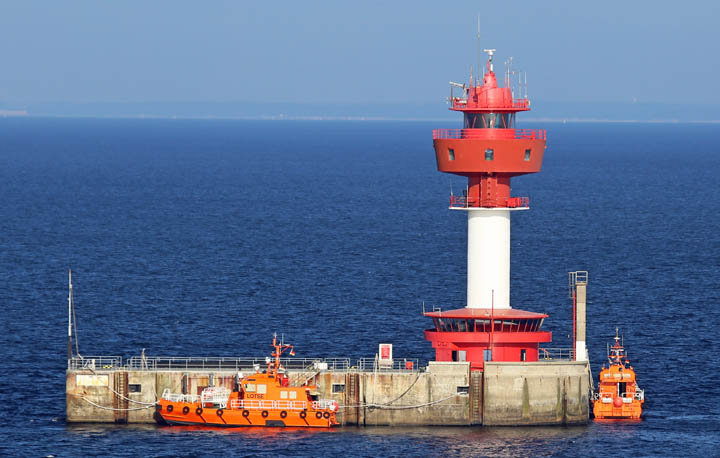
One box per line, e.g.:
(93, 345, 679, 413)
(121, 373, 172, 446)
(67, 358, 590, 426)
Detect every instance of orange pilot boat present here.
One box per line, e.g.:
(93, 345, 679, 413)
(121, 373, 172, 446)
(592, 329, 645, 420)
(155, 335, 339, 428)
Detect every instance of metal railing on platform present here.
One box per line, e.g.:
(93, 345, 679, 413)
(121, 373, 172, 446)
(432, 128, 546, 140)
(68, 355, 425, 373)
(449, 195, 529, 209)
(125, 356, 352, 372)
(539, 348, 575, 360)
(68, 356, 123, 370)
(450, 98, 530, 110)
(354, 358, 421, 372)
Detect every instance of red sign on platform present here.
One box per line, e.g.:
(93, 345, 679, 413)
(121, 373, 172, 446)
(379, 344, 392, 362)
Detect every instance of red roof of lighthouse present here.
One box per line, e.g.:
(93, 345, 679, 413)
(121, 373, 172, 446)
(450, 50, 530, 112)
(423, 307, 548, 319)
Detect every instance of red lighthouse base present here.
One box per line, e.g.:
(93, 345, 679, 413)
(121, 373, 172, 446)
(424, 308, 552, 370)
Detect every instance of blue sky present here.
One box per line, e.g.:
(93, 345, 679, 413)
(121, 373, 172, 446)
(0, 1, 718, 108)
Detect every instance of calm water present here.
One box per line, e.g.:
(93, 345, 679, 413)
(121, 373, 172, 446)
(0, 118, 718, 457)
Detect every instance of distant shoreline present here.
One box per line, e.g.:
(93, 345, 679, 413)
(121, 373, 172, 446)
(2, 113, 719, 124)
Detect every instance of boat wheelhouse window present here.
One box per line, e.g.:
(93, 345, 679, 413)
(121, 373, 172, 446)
(458, 350, 466, 361)
(290, 391, 297, 399)
(280, 391, 288, 399)
(485, 149, 494, 161)
(448, 148, 455, 161)
(521, 349, 527, 361)
(464, 112, 515, 129)
(245, 383, 256, 392)
(257, 384, 267, 394)
(483, 349, 493, 361)
(524, 149, 531, 161)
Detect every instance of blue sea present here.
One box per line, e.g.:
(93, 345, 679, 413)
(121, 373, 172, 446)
(1, 117, 718, 457)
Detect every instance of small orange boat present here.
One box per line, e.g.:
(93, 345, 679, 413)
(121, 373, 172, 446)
(592, 329, 645, 420)
(155, 335, 339, 428)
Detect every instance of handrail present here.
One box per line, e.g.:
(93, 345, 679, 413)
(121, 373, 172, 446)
(355, 358, 420, 372)
(69, 354, 427, 373)
(433, 128, 546, 140)
(450, 98, 530, 110)
(68, 356, 123, 370)
(539, 348, 575, 360)
(449, 196, 529, 209)
(125, 356, 352, 371)
(229, 399, 308, 411)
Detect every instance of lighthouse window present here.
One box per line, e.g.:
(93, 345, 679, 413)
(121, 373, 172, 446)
(448, 148, 455, 161)
(464, 112, 514, 129)
(524, 149, 531, 161)
(485, 149, 494, 161)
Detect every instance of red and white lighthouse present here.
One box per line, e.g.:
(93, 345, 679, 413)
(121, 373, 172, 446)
(424, 49, 551, 370)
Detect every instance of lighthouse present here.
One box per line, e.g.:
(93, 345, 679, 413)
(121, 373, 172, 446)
(424, 49, 551, 370)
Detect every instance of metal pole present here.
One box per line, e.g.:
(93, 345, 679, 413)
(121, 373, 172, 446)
(67, 270, 73, 360)
(572, 289, 576, 361)
(490, 289, 494, 360)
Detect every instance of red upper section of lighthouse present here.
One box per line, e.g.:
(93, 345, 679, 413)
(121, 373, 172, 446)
(450, 67, 530, 113)
(432, 50, 547, 208)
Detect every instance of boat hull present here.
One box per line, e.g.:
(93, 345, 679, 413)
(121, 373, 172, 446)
(155, 402, 338, 428)
(592, 400, 643, 420)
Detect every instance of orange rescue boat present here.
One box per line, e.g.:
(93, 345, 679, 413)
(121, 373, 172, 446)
(155, 335, 339, 428)
(592, 328, 645, 420)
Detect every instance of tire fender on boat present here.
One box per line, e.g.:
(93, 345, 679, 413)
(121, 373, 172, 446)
(280, 411, 287, 418)
(323, 412, 330, 419)
(261, 410, 269, 418)
(217, 409, 224, 417)
(299, 411, 307, 419)
(195, 407, 203, 416)
(182, 406, 190, 415)
(167, 404, 174, 413)
(315, 411, 322, 419)
(242, 410, 250, 417)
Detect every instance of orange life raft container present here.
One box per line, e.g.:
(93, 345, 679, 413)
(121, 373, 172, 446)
(155, 335, 339, 428)
(592, 329, 644, 420)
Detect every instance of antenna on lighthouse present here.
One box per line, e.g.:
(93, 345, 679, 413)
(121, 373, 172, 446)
(476, 15, 481, 83)
(483, 49, 496, 72)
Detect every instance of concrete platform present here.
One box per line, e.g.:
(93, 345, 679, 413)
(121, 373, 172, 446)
(67, 360, 590, 426)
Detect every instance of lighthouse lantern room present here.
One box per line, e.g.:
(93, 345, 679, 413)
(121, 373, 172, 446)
(425, 49, 550, 370)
